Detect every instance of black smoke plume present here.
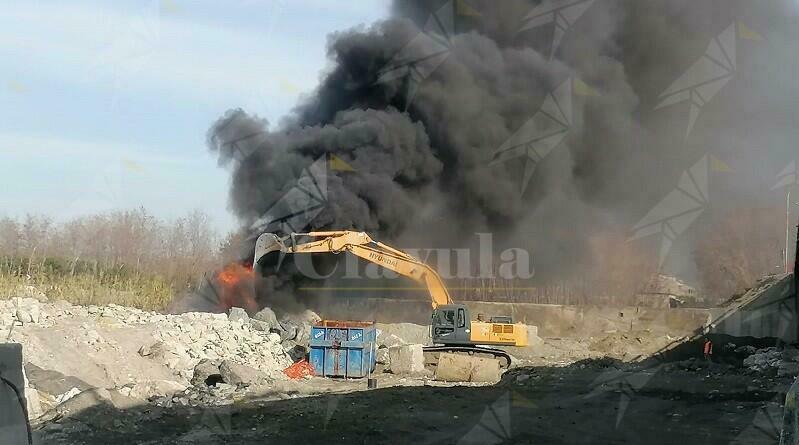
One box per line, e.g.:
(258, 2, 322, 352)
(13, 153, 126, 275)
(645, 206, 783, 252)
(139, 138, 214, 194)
(207, 0, 799, 304)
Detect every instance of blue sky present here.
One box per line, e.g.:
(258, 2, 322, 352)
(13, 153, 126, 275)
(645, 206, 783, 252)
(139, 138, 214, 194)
(0, 0, 391, 233)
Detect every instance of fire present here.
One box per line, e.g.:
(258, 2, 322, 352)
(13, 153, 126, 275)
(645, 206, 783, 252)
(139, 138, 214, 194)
(217, 262, 254, 286)
(214, 261, 257, 313)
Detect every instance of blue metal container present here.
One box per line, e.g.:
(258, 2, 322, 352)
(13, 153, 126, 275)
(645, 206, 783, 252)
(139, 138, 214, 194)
(309, 320, 377, 378)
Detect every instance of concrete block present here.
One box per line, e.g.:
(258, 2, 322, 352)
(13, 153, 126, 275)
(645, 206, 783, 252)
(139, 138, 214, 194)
(469, 357, 502, 383)
(219, 360, 269, 386)
(435, 353, 473, 382)
(527, 325, 543, 346)
(388, 344, 425, 375)
(435, 353, 502, 383)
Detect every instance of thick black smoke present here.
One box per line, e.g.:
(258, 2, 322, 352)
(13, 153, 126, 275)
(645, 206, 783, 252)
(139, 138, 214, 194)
(208, 0, 799, 300)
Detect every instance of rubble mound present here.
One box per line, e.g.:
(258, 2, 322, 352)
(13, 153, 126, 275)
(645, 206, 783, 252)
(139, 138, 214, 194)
(0, 296, 302, 418)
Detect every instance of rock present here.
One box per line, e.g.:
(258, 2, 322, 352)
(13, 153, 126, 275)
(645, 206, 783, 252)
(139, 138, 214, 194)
(219, 360, 269, 386)
(51, 388, 120, 428)
(250, 319, 271, 332)
(526, 325, 543, 347)
(23, 364, 92, 397)
(138, 343, 154, 357)
(468, 357, 502, 383)
(25, 387, 42, 419)
(435, 353, 502, 383)
(784, 348, 799, 362)
(127, 380, 187, 400)
(56, 388, 113, 414)
(388, 344, 425, 375)
(376, 323, 431, 347)
(779, 361, 799, 377)
(734, 345, 757, 356)
(55, 387, 83, 404)
(376, 346, 390, 365)
(285, 345, 307, 363)
(14, 298, 40, 324)
(253, 307, 279, 330)
(191, 359, 222, 387)
(743, 348, 781, 372)
(228, 307, 249, 324)
(435, 353, 473, 382)
(278, 321, 299, 342)
(279, 310, 321, 345)
(145, 341, 193, 371)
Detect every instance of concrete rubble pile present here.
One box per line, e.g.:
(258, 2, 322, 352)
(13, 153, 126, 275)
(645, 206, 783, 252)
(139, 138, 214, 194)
(0, 296, 321, 420)
(741, 346, 799, 376)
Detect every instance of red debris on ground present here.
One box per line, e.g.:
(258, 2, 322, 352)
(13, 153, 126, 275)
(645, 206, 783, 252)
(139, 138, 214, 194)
(284, 360, 315, 379)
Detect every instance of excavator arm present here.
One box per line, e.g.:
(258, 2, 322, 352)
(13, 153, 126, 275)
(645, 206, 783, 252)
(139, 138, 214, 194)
(253, 231, 453, 309)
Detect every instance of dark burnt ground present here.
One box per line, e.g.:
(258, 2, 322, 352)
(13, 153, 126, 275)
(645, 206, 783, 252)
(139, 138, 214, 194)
(37, 356, 789, 445)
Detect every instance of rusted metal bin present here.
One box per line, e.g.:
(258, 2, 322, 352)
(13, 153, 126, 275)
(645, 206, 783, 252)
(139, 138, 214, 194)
(309, 320, 376, 378)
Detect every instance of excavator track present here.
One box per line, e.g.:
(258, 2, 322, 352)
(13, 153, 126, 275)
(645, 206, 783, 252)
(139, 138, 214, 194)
(423, 345, 512, 369)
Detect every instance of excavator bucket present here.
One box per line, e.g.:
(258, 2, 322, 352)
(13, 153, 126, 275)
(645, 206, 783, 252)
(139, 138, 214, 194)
(253, 233, 288, 267)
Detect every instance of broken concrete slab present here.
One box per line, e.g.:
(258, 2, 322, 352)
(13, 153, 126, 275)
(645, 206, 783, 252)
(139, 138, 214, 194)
(126, 380, 187, 400)
(23, 363, 92, 397)
(253, 307, 279, 330)
(25, 387, 41, 419)
(228, 307, 250, 324)
(526, 325, 543, 347)
(219, 360, 269, 386)
(435, 353, 502, 383)
(435, 353, 472, 382)
(468, 357, 502, 383)
(191, 359, 222, 387)
(54, 387, 113, 415)
(388, 344, 425, 375)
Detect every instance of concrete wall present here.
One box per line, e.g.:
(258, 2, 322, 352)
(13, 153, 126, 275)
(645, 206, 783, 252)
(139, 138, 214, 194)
(711, 274, 797, 342)
(314, 298, 712, 338)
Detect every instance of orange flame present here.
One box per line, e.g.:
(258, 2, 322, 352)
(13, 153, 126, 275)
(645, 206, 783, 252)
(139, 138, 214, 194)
(214, 262, 257, 313)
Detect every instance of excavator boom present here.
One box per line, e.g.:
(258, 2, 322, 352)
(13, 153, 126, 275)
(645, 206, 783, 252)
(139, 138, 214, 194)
(253, 230, 528, 369)
(253, 231, 453, 309)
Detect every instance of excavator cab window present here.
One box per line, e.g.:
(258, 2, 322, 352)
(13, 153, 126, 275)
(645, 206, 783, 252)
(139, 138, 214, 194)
(439, 310, 455, 326)
(457, 308, 465, 328)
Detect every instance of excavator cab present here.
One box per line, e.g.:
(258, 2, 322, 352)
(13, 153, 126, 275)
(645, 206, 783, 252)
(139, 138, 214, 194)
(431, 304, 473, 345)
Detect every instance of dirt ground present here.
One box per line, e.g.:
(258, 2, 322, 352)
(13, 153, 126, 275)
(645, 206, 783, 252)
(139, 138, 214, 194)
(37, 357, 788, 444)
(3, 297, 791, 444)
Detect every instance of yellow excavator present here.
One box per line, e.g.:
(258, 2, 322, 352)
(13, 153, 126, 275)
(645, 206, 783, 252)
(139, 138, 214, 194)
(253, 230, 528, 368)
